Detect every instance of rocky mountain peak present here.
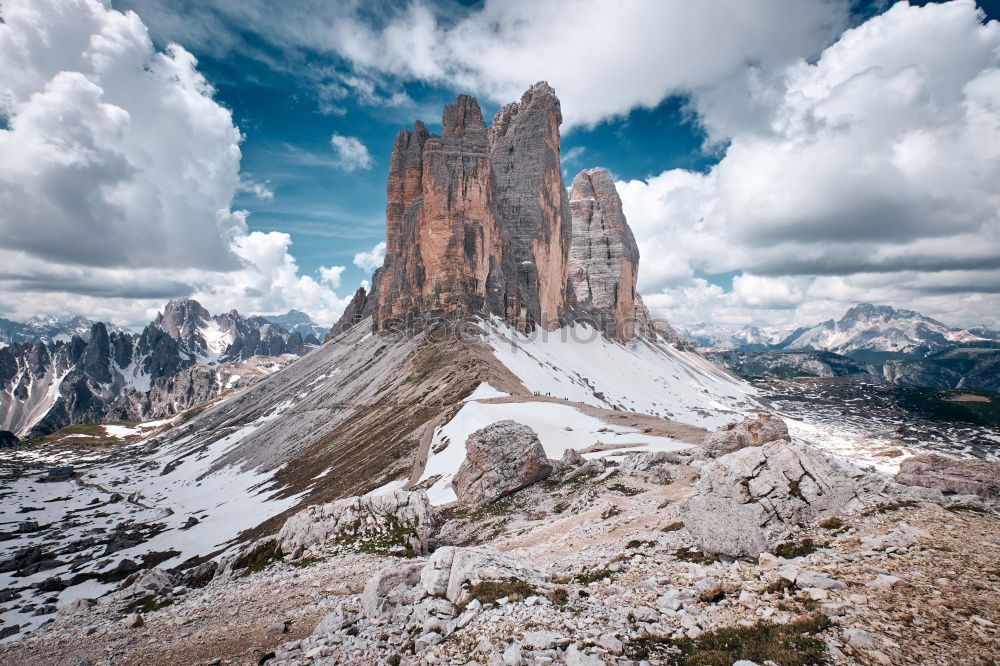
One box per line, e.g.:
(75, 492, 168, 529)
(155, 298, 211, 341)
(567, 167, 647, 339)
(352, 83, 655, 340)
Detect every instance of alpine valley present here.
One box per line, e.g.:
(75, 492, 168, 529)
(1, 83, 998, 666)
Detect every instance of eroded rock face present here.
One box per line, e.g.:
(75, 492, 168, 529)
(421, 546, 549, 606)
(363, 82, 660, 339)
(452, 420, 553, 507)
(373, 99, 513, 329)
(895, 454, 1000, 500)
(567, 168, 647, 339)
(325, 287, 369, 342)
(277, 490, 436, 558)
(681, 441, 885, 557)
(701, 413, 790, 458)
(489, 81, 571, 331)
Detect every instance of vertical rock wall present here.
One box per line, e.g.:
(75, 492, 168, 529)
(363, 82, 654, 340)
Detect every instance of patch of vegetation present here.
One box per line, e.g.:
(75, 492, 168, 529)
(894, 386, 1000, 427)
(818, 517, 844, 530)
(772, 538, 818, 559)
(121, 593, 174, 615)
(763, 577, 796, 595)
(471, 494, 520, 519)
(945, 504, 987, 514)
(289, 556, 328, 568)
(661, 521, 685, 532)
(457, 578, 538, 612)
(547, 587, 569, 606)
(233, 539, 284, 576)
(608, 483, 644, 497)
(140, 549, 180, 569)
(437, 505, 470, 521)
(674, 547, 717, 565)
(626, 539, 657, 550)
(544, 472, 597, 490)
(601, 505, 622, 520)
(862, 499, 919, 516)
(624, 614, 831, 664)
(555, 567, 616, 585)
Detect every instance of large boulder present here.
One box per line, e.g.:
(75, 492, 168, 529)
(681, 441, 885, 557)
(420, 546, 549, 606)
(277, 490, 436, 558)
(701, 413, 789, 458)
(895, 453, 1000, 500)
(452, 421, 553, 508)
(358, 546, 548, 619)
(361, 560, 426, 618)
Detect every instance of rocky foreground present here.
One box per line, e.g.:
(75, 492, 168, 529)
(2, 415, 998, 666)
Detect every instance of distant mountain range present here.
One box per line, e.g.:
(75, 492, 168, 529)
(261, 309, 329, 340)
(695, 304, 1000, 392)
(0, 299, 324, 440)
(0, 314, 127, 346)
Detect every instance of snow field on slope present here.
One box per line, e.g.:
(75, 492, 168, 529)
(0, 400, 305, 638)
(417, 385, 694, 505)
(484, 319, 755, 428)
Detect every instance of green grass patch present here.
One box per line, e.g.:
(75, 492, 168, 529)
(289, 556, 328, 568)
(624, 614, 831, 664)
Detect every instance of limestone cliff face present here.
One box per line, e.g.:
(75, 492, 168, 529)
(361, 83, 656, 340)
(567, 168, 650, 339)
(489, 82, 571, 331)
(373, 98, 516, 328)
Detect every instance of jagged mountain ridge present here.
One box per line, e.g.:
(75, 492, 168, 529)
(691, 304, 1000, 392)
(683, 304, 999, 355)
(780, 303, 998, 355)
(261, 310, 328, 339)
(0, 299, 317, 438)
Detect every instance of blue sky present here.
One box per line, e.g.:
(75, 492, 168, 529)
(2, 0, 999, 328)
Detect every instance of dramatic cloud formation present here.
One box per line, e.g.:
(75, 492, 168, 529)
(620, 0, 1000, 327)
(329, 133, 374, 171)
(120, 0, 850, 129)
(0, 0, 350, 326)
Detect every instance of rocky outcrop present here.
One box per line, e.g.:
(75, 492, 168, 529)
(0, 430, 18, 448)
(359, 545, 549, 619)
(895, 454, 1000, 500)
(567, 168, 649, 339)
(420, 546, 549, 606)
(373, 101, 513, 329)
(452, 421, 553, 507)
(362, 82, 657, 339)
(701, 413, 790, 458)
(681, 441, 886, 557)
(325, 287, 369, 342)
(489, 82, 571, 331)
(277, 490, 436, 558)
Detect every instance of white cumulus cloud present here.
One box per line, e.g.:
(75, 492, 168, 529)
(621, 0, 1000, 328)
(353, 241, 386, 273)
(330, 133, 373, 172)
(0, 0, 350, 326)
